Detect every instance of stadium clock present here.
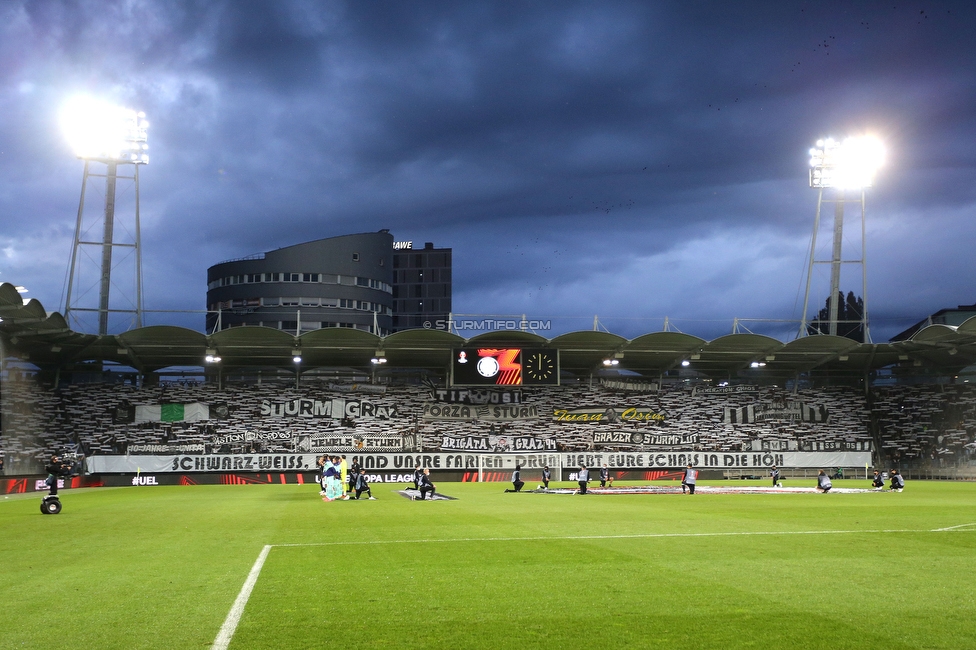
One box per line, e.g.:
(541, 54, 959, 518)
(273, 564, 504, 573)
(522, 349, 559, 385)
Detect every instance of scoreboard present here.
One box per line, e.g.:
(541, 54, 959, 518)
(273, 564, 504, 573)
(451, 348, 559, 386)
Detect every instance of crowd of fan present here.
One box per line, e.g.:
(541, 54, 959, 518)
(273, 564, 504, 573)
(1, 374, 974, 472)
(870, 384, 976, 468)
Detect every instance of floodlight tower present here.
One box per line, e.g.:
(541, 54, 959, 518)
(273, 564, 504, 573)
(61, 97, 149, 335)
(799, 135, 884, 342)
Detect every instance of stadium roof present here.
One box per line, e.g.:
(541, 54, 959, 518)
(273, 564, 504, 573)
(3, 282, 976, 380)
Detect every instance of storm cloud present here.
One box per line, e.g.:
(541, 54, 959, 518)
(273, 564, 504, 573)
(1, 0, 974, 341)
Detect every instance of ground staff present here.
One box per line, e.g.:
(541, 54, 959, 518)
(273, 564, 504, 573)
(816, 469, 832, 493)
(681, 464, 697, 494)
(577, 465, 589, 494)
(511, 464, 524, 492)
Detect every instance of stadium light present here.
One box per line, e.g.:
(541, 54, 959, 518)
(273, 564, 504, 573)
(205, 349, 221, 363)
(292, 348, 302, 364)
(602, 358, 619, 366)
(371, 357, 387, 365)
(681, 360, 690, 367)
(61, 95, 150, 335)
(60, 95, 149, 163)
(800, 133, 882, 342)
(809, 135, 884, 190)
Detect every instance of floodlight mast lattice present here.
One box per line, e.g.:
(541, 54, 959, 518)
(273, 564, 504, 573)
(61, 97, 149, 335)
(799, 136, 884, 343)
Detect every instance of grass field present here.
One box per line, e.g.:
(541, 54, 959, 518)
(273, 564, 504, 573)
(2, 479, 975, 649)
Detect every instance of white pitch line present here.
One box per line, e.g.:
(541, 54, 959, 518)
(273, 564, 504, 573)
(272, 528, 940, 548)
(932, 522, 976, 531)
(211, 544, 272, 650)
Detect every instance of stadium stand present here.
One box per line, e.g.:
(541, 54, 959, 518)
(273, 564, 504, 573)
(870, 384, 976, 468)
(2, 376, 882, 469)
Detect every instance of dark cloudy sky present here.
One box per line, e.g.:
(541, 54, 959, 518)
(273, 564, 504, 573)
(1, 1, 974, 342)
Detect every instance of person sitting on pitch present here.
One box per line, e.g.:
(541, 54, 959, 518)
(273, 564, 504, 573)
(816, 469, 832, 493)
(354, 469, 375, 500)
(871, 470, 885, 490)
(416, 468, 436, 500)
(889, 469, 905, 492)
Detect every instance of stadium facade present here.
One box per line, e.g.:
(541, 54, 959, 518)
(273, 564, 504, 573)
(206, 231, 395, 336)
(392, 241, 452, 332)
(205, 232, 454, 336)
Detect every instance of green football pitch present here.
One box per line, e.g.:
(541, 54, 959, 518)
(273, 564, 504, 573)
(2, 480, 975, 649)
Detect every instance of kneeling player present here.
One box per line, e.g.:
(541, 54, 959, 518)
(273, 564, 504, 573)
(417, 468, 436, 500)
(816, 469, 832, 493)
(354, 470, 375, 500)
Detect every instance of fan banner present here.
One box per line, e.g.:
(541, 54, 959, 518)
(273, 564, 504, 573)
(429, 388, 523, 404)
(423, 403, 539, 421)
(85, 450, 871, 473)
(553, 407, 667, 423)
(593, 431, 698, 447)
(260, 397, 398, 420)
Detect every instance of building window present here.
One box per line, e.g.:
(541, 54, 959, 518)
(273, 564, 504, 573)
(352, 253, 360, 261)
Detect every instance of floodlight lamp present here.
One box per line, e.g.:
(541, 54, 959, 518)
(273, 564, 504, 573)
(602, 359, 619, 366)
(293, 355, 302, 364)
(809, 135, 884, 189)
(61, 95, 149, 164)
(681, 360, 691, 367)
(371, 357, 387, 364)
